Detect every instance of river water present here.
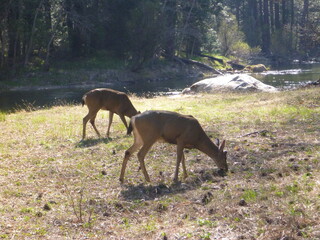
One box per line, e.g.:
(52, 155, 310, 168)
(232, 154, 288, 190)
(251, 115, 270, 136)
(0, 62, 319, 112)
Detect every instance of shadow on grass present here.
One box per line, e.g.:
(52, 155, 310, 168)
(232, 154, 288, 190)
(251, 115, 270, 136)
(120, 183, 176, 201)
(119, 140, 319, 202)
(120, 169, 225, 201)
(76, 137, 114, 148)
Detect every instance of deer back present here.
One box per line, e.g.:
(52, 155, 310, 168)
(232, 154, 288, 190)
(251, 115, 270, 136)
(133, 110, 206, 146)
(84, 88, 137, 117)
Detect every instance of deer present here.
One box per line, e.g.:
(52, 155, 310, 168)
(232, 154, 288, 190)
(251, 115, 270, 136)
(119, 110, 228, 183)
(81, 88, 139, 140)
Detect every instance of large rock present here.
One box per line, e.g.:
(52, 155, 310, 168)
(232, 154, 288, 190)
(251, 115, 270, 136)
(245, 64, 268, 73)
(182, 74, 277, 94)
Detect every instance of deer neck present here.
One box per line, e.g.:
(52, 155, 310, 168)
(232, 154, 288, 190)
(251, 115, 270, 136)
(196, 135, 219, 160)
(126, 106, 138, 118)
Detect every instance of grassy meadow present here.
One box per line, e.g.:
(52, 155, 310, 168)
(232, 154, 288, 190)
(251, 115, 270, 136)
(0, 87, 319, 239)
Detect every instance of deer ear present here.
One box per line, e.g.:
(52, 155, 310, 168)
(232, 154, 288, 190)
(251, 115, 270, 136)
(215, 138, 220, 146)
(219, 140, 226, 151)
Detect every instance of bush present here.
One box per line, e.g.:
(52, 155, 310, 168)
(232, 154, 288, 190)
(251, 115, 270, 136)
(231, 41, 251, 59)
(217, 14, 245, 56)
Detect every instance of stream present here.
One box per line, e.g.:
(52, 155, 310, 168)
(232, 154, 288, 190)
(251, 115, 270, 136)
(0, 62, 319, 112)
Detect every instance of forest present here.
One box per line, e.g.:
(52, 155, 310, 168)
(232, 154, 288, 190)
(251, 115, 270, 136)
(0, 0, 319, 79)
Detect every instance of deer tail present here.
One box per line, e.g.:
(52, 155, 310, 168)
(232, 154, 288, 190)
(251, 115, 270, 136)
(81, 95, 86, 107)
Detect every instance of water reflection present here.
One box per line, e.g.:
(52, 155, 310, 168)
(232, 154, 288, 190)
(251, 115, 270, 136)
(261, 69, 303, 75)
(0, 79, 194, 112)
(253, 63, 320, 89)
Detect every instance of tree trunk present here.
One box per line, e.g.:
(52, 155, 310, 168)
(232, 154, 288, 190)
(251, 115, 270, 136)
(262, 0, 270, 54)
(282, 0, 288, 25)
(1, 0, 13, 68)
(65, 0, 84, 57)
(290, 0, 294, 30)
(163, 0, 177, 59)
(44, 0, 53, 50)
(43, 33, 55, 71)
(43, 4, 64, 71)
(235, 1, 240, 26)
(24, 0, 44, 66)
(300, 0, 309, 53)
(7, 0, 20, 68)
(178, 0, 196, 55)
(274, 0, 280, 30)
(247, 0, 259, 46)
(199, 53, 224, 64)
(269, 0, 274, 33)
(301, 0, 309, 28)
(0, 31, 4, 68)
(258, 0, 263, 38)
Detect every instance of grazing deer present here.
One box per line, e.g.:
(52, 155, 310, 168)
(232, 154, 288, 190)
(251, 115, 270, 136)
(82, 88, 139, 139)
(119, 110, 228, 183)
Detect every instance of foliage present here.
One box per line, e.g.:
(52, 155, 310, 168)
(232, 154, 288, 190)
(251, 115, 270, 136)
(0, 0, 319, 81)
(217, 12, 246, 57)
(202, 28, 220, 53)
(125, 0, 162, 71)
(230, 41, 250, 59)
(228, 0, 320, 58)
(270, 28, 296, 57)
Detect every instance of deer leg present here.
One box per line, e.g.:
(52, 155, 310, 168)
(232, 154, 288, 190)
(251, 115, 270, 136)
(119, 141, 142, 183)
(174, 144, 184, 182)
(83, 109, 98, 139)
(82, 114, 90, 139)
(89, 113, 101, 137)
(106, 111, 114, 138)
(181, 151, 188, 179)
(119, 114, 128, 132)
(137, 143, 153, 182)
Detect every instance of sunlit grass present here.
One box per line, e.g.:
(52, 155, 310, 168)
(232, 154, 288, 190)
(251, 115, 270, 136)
(0, 111, 5, 122)
(0, 87, 319, 239)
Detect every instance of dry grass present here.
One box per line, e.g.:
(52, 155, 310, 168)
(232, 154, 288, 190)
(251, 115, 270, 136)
(0, 88, 319, 239)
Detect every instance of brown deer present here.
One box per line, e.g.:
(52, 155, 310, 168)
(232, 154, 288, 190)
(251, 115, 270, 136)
(119, 110, 228, 183)
(82, 88, 139, 139)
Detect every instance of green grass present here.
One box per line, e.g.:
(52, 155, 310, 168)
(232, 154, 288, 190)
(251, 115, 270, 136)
(0, 112, 5, 122)
(0, 87, 320, 239)
(241, 189, 258, 202)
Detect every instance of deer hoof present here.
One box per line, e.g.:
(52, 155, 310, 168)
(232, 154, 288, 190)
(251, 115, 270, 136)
(217, 169, 227, 177)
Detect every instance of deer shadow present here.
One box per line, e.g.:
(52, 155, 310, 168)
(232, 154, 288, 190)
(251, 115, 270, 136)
(76, 137, 115, 148)
(119, 169, 225, 201)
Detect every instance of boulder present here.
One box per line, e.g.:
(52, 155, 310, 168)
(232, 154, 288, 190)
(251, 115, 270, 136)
(307, 79, 320, 86)
(245, 64, 268, 73)
(182, 74, 277, 94)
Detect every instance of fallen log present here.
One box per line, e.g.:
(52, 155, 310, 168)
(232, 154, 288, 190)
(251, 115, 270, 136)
(199, 53, 224, 64)
(172, 56, 222, 74)
(240, 130, 271, 138)
(227, 61, 246, 70)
